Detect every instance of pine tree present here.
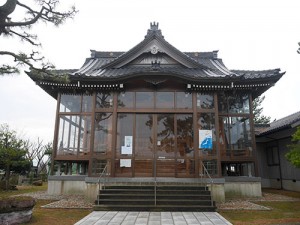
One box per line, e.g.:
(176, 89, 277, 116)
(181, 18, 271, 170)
(253, 95, 271, 124)
(0, 0, 77, 77)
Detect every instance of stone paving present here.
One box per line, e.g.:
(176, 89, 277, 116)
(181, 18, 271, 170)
(74, 211, 232, 225)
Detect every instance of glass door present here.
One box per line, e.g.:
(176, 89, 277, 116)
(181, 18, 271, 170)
(133, 113, 194, 177)
(134, 114, 154, 177)
(155, 114, 176, 177)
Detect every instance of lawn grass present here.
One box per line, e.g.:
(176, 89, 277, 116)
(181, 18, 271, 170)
(27, 200, 92, 225)
(0, 183, 48, 198)
(219, 189, 300, 225)
(2, 184, 300, 224)
(1, 183, 92, 225)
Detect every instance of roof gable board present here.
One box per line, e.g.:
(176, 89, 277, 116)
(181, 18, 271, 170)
(101, 26, 209, 70)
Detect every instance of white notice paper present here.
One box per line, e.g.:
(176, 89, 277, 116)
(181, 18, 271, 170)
(120, 159, 131, 167)
(121, 146, 132, 154)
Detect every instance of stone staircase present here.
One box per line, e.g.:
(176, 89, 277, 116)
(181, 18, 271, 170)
(94, 184, 216, 212)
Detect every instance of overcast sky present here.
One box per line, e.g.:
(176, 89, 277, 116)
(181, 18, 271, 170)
(0, 0, 300, 143)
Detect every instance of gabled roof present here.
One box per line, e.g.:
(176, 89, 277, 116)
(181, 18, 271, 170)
(257, 111, 300, 136)
(26, 22, 285, 99)
(71, 22, 284, 84)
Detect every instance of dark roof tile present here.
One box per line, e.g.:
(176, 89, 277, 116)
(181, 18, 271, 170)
(257, 111, 300, 135)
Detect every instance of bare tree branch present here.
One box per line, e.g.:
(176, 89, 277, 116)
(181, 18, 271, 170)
(9, 29, 39, 45)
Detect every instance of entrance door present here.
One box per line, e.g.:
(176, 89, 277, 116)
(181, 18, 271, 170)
(134, 113, 193, 177)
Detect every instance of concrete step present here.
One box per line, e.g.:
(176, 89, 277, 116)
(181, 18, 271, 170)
(95, 184, 216, 212)
(93, 204, 216, 212)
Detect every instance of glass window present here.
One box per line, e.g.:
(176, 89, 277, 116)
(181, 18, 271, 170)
(218, 92, 227, 113)
(201, 160, 218, 176)
(267, 147, 279, 166)
(91, 159, 110, 176)
(221, 117, 252, 151)
(219, 117, 230, 157)
(60, 94, 81, 112)
(116, 113, 134, 157)
(96, 93, 113, 108)
(197, 113, 217, 156)
(82, 95, 93, 112)
(135, 114, 153, 157)
(218, 93, 250, 114)
(177, 114, 193, 158)
(118, 92, 134, 108)
(176, 92, 192, 109)
(157, 114, 175, 157)
(94, 113, 113, 153)
(156, 92, 174, 108)
(79, 116, 91, 155)
(57, 115, 91, 155)
(136, 92, 154, 108)
(197, 93, 214, 109)
(228, 94, 250, 113)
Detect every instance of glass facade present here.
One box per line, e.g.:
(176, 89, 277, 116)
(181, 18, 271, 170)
(55, 91, 254, 177)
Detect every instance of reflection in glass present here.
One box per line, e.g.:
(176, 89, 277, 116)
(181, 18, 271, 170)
(94, 113, 113, 153)
(118, 92, 134, 108)
(202, 160, 218, 176)
(220, 117, 252, 155)
(82, 95, 93, 112)
(135, 114, 153, 157)
(136, 92, 154, 108)
(57, 115, 91, 155)
(197, 93, 214, 109)
(79, 116, 91, 154)
(218, 93, 250, 113)
(176, 92, 192, 109)
(177, 114, 193, 158)
(91, 159, 110, 175)
(156, 92, 174, 108)
(157, 114, 175, 157)
(228, 94, 250, 113)
(116, 114, 134, 156)
(217, 92, 227, 113)
(60, 94, 81, 112)
(96, 93, 113, 108)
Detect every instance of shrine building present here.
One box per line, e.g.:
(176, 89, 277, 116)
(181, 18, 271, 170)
(27, 22, 284, 203)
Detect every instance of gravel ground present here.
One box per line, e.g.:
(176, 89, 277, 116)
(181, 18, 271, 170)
(16, 191, 299, 210)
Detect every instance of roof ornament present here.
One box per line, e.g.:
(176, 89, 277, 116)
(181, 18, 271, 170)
(150, 22, 159, 30)
(145, 21, 164, 38)
(151, 60, 161, 71)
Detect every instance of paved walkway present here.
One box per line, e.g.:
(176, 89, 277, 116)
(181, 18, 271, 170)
(75, 211, 232, 225)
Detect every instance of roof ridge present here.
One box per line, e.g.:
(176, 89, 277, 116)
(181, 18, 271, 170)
(270, 111, 300, 126)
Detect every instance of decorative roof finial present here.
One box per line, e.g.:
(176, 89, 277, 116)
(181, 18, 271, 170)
(145, 21, 164, 38)
(150, 22, 159, 30)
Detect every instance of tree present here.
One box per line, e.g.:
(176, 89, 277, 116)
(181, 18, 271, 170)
(285, 126, 300, 168)
(0, 0, 77, 77)
(25, 138, 52, 176)
(0, 124, 31, 190)
(253, 95, 271, 124)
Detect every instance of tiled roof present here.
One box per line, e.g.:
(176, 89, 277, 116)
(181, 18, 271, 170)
(72, 55, 283, 82)
(70, 23, 284, 82)
(232, 69, 283, 80)
(27, 22, 284, 97)
(257, 111, 300, 136)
